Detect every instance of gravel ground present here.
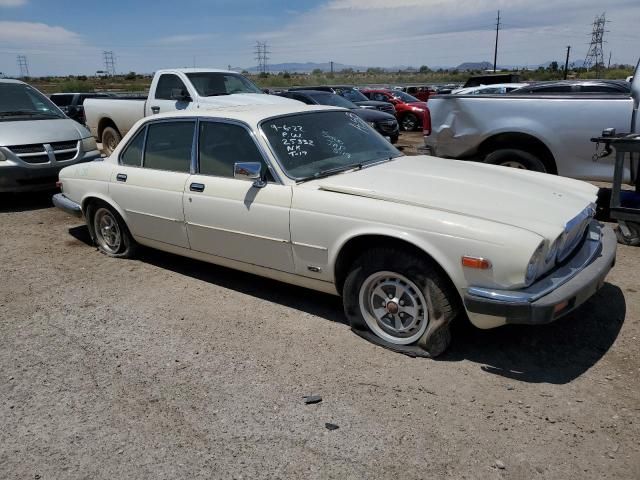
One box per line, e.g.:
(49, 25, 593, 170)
(1, 134, 639, 479)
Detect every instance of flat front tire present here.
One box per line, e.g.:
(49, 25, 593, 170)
(342, 248, 458, 357)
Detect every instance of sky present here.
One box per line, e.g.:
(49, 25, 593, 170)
(0, 0, 639, 76)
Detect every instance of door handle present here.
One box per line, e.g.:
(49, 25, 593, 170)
(116, 173, 127, 182)
(190, 182, 205, 192)
(151, 106, 160, 114)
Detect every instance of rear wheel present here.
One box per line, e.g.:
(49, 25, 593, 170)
(400, 113, 419, 131)
(342, 248, 458, 357)
(87, 202, 137, 258)
(101, 126, 122, 156)
(484, 148, 547, 172)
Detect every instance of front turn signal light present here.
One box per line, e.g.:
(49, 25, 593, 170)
(461, 256, 492, 269)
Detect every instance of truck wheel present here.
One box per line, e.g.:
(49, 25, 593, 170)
(101, 126, 122, 156)
(484, 149, 547, 173)
(87, 202, 137, 258)
(400, 113, 419, 131)
(342, 248, 458, 357)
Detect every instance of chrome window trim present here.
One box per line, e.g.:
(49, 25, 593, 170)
(467, 220, 603, 304)
(195, 117, 283, 185)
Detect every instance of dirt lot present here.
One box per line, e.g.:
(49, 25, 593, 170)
(1, 133, 639, 479)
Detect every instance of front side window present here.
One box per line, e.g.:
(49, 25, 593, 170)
(143, 121, 194, 172)
(155, 74, 189, 100)
(198, 121, 267, 178)
(372, 92, 390, 102)
(309, 93, 357, 109)
(261, 111, 402, 180)
(120, 127, 146, 166)
(338, 88, 368, 102)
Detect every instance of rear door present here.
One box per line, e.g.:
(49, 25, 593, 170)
(146, 73, 196, 116)
(109, 119, 195, 248)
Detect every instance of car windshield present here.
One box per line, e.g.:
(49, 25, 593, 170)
(185, 72, 263, 96)
(392, 91, 420, 103)
(0, 83, 65, 120)
(309, 92, 358, 109)
(338, 88, 369, 102)
(261, 111, 402, 181)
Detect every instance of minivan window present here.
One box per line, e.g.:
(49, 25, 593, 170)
(143, 121, 194, 172)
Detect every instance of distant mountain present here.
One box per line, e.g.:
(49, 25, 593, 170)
(245, 62, 366, 73)
(456, 61, 494, 71)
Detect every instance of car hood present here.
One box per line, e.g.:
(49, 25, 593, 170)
(351, 108, 396, 122)
(308, 155, 597, 238)
(0, 118, 89, 146)
(354, 100, 392, 109)
(198, 93, 301, 107)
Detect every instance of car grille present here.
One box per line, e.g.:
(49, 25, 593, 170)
(7, 140, 79, 164)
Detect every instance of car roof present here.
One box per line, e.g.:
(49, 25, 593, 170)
(144, 103, 344, 126)
(0, 79, 27, 85)
(156, 68, 237, 75)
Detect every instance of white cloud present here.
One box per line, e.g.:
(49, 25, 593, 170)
(155, 33, 219, 45)
(0, 21, 83, 46)
(0, 0, 27, 7)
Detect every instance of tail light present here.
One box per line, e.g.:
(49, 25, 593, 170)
(422, 107, 432, 136)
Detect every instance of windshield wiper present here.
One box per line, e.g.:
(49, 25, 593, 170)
(303, 163, 363, 181)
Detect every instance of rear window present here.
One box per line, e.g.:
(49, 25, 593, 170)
(50, 94, 74, 106)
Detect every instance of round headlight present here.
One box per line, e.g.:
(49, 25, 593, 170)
(525, 242, 545, 286)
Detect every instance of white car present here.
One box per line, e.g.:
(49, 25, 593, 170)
(53, 104, 617, 357)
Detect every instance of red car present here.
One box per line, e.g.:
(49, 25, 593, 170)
(360, 89, 428, 131)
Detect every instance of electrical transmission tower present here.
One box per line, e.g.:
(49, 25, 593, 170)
(16, 55, 29, 78)
(254, 41, 270, 74)
(583, 13, 607, 77)
(103, 51, 116, 76)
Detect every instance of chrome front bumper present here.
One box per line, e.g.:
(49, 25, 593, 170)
(464, 221, 617, 325)
(52, 193, 83, 218)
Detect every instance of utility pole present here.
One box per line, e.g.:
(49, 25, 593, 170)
(330, 61, 334, 74)
(16, 55, 29, 78)
(493, 10, 501, 73)
(254, 41, 270, 74)
(564, 45, 571, 79)
(607, 51, 612, 69)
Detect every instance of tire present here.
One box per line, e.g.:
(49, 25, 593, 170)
(86, 201, 137, 258)
(390, 135, 399, 144)
(484, 148, 547, 173)
(101, 126, 122, 156)
(342, 247, 458, 357)
(400, 113, 419, 131)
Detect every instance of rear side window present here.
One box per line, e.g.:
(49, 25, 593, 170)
(144, 121, 195, 172)
(198, 121, 266, 178)
(155, 74, 188, 100)
(50, 94, 74, 106)
(120, 128, 146, 166)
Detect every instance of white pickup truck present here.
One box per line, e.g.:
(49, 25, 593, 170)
(424, 66, 639, 182)
(84, 68, 298, 154)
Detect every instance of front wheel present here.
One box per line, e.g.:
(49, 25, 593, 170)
(342, 248, 458, 357)
(484, 148, 547, 173)
(400, 113, 419, 131)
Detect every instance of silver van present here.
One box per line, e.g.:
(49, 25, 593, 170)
(0, 79, 101, 192)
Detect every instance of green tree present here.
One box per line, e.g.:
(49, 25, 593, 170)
(419, 65, 431, 73)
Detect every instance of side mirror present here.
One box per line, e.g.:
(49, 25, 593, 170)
(170, 88, 191, 102)
(234, 162, 266, 188)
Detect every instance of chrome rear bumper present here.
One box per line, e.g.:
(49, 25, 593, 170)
(52, 193, 83, 218)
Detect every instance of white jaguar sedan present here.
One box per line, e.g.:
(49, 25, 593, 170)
(53, 104, 616, 357)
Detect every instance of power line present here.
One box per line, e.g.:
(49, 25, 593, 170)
(584, 12, 608, 77)
(103, 51, 116, 76)
(493, 10, 501, 72)
(16, 55, 29, 77)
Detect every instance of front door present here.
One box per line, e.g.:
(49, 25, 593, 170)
(183, 120, 294, 272)
(109, 119, 195, 248)
(147, 73, 195, 115)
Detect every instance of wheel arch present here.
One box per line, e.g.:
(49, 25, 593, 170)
(81, 194, 130, 238)
(477, 132, 557, 174)
(332, 232, 461, 306)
